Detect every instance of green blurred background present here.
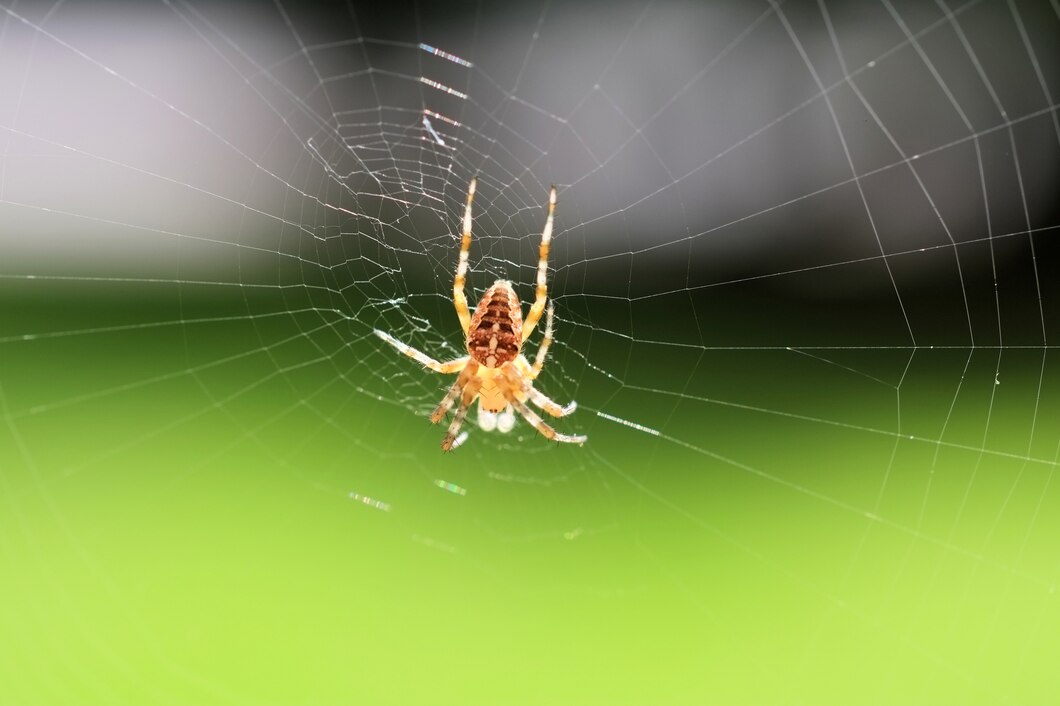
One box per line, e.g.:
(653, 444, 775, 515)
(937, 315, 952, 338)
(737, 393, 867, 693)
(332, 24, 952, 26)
(1, 1, 1059, 704)
(3, 281, 1058, 705)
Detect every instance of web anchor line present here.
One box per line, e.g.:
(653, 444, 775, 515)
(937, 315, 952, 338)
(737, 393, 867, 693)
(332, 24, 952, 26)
(419, 43, 473, 68)
(595, 411, 661, 437)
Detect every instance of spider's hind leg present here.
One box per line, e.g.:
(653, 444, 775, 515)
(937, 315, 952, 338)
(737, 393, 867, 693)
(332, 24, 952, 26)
(528, 301, 554, 379)
(521, 185, 556, 343)
(452, 177, 477, 334)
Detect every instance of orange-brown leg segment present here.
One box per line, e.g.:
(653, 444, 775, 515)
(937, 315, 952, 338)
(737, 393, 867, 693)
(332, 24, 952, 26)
(374, 330, 468, 373)
(529, 301, 554, 378)
(441, 376, 482, 451)
(507, 395, 586, 445)
(501, 363, 575, 418)
(453, 177, 476, 334)
(500, 368, 585, 444)
(431, 361, 478, 424)
(522, 185, 556, 342)
(528, 386, 577, 418)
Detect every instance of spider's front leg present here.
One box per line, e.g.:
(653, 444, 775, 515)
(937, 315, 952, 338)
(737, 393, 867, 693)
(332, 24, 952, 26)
(440, 374, 482, 452)
(506, 394, 586, 446)
(527, 387, 577, 418)
(505, 364, 577, 418)
(500, 367, 585, 445)
(431, 362, 478, 424)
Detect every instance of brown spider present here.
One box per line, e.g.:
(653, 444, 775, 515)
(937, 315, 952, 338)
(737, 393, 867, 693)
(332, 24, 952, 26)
(375, 177, 586, 451)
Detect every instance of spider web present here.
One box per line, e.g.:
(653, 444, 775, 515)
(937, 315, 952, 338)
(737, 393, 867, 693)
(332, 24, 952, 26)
(0, 0, 1058, 703)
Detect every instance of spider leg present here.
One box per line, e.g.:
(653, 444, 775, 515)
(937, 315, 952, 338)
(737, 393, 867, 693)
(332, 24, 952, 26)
(441, 376, 482, 451)
(453, 177, 476, 334)
(431, 362, 477, 424)
(521, 185, 556, 343)
(506, 394, 586, 446)
(500, 367, 584, 443)
(527, 386, 577, 418)
(529, 300, 554, 379)
(374, 330, 468, 373)
(504, 360, 576, 418)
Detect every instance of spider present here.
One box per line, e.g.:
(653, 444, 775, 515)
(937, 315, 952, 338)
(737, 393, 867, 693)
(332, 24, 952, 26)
(374, 177, 586, 451)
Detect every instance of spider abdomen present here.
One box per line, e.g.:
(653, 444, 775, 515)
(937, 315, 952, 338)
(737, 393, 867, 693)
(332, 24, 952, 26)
(467, 279, 523, 368)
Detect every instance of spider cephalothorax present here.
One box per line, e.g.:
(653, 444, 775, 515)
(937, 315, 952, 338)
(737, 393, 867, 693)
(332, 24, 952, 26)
(374, 178, 585, 451)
